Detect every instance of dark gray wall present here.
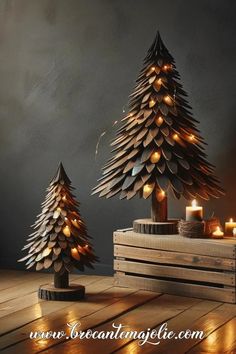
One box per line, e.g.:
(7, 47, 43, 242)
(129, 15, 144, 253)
(0, 0, 235, 274)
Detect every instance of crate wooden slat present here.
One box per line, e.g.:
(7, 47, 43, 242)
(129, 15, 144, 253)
(113, 230, 236, 303)
(114, 260, 235, 286)
(114, 245, 235, 271)
(114, 231, 236, 258)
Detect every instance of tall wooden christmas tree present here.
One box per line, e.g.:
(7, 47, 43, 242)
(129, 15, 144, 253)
(93, 32, 224, 230)
(19, 163, 98, 300)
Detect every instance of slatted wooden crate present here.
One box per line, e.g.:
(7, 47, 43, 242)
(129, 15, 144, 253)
(114, 229, 236, 303)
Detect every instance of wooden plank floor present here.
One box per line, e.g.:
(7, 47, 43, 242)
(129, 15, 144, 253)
(0, 270, 235, 354)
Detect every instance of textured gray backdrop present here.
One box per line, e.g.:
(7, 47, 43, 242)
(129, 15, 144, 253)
(0, 0, 235, 274)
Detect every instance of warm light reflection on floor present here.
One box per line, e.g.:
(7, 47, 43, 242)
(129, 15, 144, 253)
(205, 329, 217, 348)
(33, 303, 42, 318)
(31, 318, 50, 332)
(204, 319, 236, 351)
(36, 339, 49, 350)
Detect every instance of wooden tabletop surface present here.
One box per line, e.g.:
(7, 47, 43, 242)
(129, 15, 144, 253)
(0, 270, 235, 354)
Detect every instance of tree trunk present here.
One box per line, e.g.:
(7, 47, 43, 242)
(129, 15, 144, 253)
(54, 271, 69, 288)
(151, 188, 168, 222)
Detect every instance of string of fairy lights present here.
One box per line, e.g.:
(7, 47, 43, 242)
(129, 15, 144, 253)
(95, 62, 198, 200)
(54, 192, 90, 261)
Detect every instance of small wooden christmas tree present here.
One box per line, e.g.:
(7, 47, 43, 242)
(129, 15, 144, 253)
(92, 31, 224, 231)
(19, 163, 98, 300)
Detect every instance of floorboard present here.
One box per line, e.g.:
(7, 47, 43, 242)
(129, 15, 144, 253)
(0, 270, 235, 354)
(188, 317, 236, 354)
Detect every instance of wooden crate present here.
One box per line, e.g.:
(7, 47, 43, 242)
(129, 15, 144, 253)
(114, 229, 236, 303)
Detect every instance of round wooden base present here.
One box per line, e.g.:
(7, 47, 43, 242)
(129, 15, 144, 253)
(133, 219, 178, 235)
(38, 283, 85, 301)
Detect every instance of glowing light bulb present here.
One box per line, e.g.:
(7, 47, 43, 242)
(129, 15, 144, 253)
(143, 184, 152, 199)
(71, 248, 80, 260)
(173, 133, 179, 140)
(62, 195, 66, 201)
(143, 184, 151, 192)
(164, 95, 172, 105)
(63, 225, 71, 237)
(151, 66, 155, 71)
(189, 134, 195, 141)
(155, 116, 163, 126)
(163, 64, 172, 71)
(157, 190, 166, 202)
(149, 99, 155, 107)
(150, 151, 161, 163)
(156, 116, 163, 125)
(72, 218, 80, 228)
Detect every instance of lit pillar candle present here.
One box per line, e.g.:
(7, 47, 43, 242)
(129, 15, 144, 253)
(186, 200, 203, 221)
(212, 226, 224, 239)
(225, 218, 236, 236)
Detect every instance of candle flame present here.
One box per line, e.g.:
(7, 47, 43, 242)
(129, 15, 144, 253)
(230, 218, 233, 222)
(212, 226, 224, 237)
(192, 199, 197, 208)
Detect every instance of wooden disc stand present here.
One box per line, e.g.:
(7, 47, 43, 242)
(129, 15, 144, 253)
(133, 189, 178, 235)
(38, 271, 85, 301)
